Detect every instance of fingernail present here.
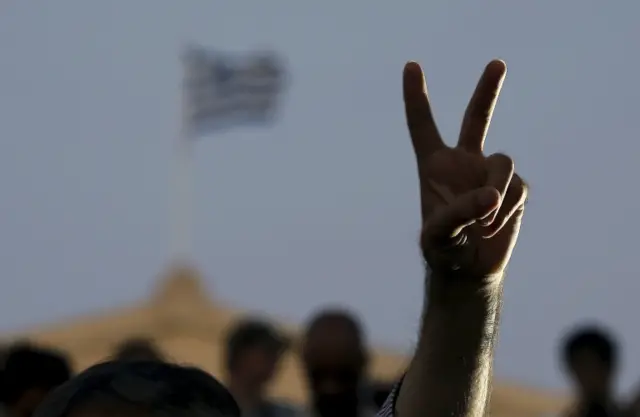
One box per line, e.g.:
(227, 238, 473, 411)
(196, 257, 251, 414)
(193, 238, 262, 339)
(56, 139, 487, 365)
(404, 61, 421, 72)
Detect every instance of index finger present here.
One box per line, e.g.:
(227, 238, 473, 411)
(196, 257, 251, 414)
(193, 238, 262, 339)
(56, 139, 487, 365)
(403, 62, 444, 157)
(458, 60, 507, 153)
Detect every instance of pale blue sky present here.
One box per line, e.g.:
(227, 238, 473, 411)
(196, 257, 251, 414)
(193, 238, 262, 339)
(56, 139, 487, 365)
(1, 1, 639, 395)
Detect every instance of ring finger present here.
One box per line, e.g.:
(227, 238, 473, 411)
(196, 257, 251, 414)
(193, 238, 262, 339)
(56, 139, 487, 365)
(482, 175, 527, 238)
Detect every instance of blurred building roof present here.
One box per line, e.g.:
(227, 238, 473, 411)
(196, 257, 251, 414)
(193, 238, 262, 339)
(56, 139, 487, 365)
(0, 262, 568, 417)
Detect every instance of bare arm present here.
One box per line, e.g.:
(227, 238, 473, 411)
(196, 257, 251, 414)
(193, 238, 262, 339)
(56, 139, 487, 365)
(396, 276, 503, 417)
(380, 58, 527, 417)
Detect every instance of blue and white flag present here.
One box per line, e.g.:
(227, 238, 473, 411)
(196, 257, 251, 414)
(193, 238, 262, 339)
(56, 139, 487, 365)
(182, 45, 286, 136)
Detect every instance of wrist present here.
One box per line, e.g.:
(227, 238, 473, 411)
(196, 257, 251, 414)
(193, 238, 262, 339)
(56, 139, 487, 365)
(426, 269, 503, 309)
(423, 270, 503, 350)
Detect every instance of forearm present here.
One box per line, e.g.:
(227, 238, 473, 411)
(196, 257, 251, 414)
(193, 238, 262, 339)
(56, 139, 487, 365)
(395, 272, 503, 417)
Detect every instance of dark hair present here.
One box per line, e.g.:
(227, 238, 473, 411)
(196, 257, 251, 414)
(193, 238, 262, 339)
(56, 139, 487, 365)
(1, 343, 72, 405)
(305, 308, 364, 345)
(33, 360, 240, 417)
(225, 319, 289, 372)
(562, 325, 617, 369)
(113, 338, 165, 362)
(303, 308, 367, 373)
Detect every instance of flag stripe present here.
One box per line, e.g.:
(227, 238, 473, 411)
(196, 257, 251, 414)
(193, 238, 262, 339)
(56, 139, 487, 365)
(182, 45, 286, 137)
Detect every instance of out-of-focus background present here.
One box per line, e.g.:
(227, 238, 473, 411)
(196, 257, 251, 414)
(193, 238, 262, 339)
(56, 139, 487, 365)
(0, 2, 639, 417)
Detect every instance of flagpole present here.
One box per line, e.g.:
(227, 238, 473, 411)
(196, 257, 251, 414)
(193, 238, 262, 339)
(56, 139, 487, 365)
(170, 74, 194, 265)
(169, 45, 284, 265)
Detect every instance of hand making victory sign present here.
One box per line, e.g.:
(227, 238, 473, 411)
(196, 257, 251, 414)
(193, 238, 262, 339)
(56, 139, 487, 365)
(392, 59, 529, 417)
(403, 60, 528, 282)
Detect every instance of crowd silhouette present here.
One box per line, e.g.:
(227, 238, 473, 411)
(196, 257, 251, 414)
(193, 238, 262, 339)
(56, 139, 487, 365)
(0, 308, 395, 417)
(3, 314, 640, 417)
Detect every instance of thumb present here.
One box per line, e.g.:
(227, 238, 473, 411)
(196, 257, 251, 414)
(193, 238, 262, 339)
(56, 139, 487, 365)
(423, 187, 500, 245)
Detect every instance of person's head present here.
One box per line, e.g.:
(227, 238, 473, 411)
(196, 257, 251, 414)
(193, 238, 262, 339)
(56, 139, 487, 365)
(32, 360, 240, 417)
(224, 319, 289, 395)
(1, 343, 72, 417)
(562, 325, 618, 400)
(302, 308, 367, 417)
(112, 338, 165, 362)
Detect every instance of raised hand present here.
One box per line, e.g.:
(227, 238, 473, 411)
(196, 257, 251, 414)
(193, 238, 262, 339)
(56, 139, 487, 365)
(403, 60, 527, 281)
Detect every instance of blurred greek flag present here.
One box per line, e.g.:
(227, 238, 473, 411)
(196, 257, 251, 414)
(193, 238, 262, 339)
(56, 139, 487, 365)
(182, 45, 286, 136)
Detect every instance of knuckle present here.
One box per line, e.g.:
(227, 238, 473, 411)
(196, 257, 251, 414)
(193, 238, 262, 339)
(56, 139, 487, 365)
(511, 175, 528, 200)
(503, 175, 528, 209)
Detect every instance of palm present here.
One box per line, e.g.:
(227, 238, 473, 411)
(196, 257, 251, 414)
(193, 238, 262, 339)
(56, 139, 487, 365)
(404, 60, 527, 278)
(420, 149, 520, 276)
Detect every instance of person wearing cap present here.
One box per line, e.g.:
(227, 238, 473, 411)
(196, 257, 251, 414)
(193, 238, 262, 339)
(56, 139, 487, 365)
(225, 318, 300, 417)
